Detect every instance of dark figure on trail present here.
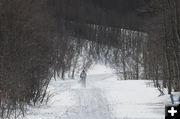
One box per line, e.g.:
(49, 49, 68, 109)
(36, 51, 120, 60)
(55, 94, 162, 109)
(80, 70, 87, 88)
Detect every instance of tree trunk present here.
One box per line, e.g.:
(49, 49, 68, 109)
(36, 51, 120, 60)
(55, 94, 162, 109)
(71, 68, 75, 79)
(61, 68, 65, 80)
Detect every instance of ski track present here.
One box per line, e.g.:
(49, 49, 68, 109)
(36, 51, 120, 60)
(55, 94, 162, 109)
(20, 72, 179, 119)
(21, 74, 113, 119)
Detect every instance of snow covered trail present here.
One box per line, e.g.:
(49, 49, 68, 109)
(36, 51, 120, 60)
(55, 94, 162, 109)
(21, 73, 114, 119)
(20, 65, 180, 119)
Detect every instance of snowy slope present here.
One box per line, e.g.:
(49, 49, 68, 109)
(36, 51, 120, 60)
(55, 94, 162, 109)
(20, 64, 180, 119)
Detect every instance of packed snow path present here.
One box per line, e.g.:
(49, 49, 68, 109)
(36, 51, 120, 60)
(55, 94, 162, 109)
(21, 65, 180, 119)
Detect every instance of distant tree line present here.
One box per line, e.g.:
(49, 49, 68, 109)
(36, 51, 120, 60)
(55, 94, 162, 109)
(48, 0, 145, 31)
(64, 21, 146, 81)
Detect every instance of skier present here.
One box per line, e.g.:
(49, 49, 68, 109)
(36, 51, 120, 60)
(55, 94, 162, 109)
(80, 70, 87, 88)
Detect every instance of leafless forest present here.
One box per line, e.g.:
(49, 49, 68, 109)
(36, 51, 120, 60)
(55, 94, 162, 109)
(0, 0, 180, 118)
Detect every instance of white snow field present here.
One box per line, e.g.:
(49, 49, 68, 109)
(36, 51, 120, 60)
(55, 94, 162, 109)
(21, 64, 180, 119)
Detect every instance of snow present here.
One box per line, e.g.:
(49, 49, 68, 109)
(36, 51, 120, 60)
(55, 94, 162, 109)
(20, 64, 180, 119)
(88, 64, 114, 75)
